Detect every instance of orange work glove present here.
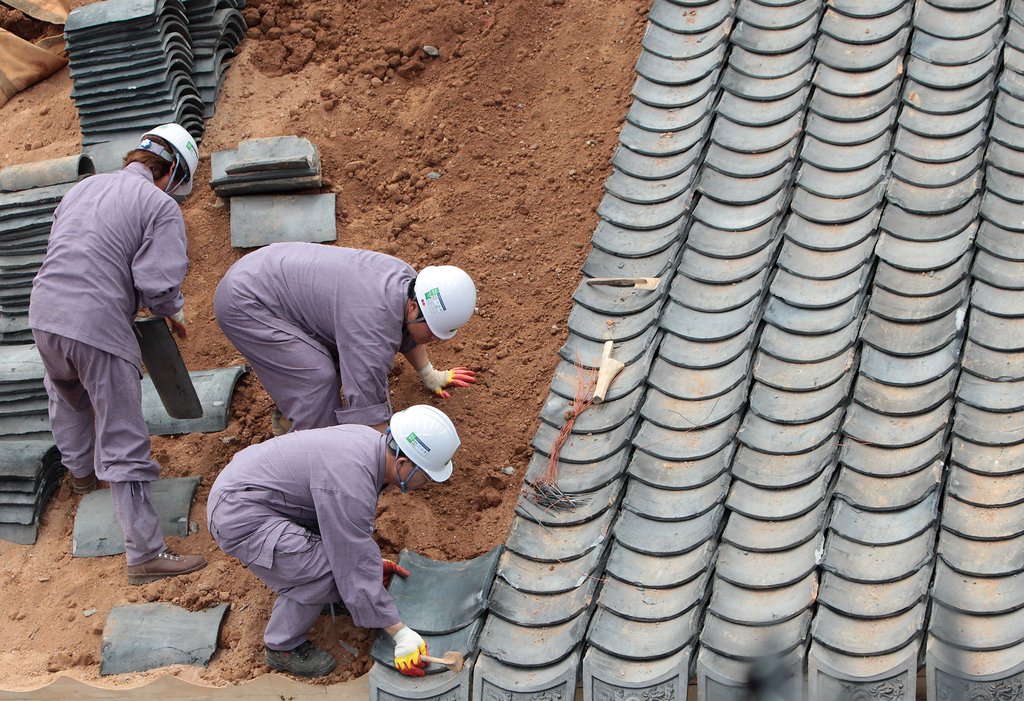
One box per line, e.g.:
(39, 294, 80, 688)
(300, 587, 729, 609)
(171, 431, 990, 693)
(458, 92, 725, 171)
(392, 625, 427, 677)
(417, 363, 476, 399)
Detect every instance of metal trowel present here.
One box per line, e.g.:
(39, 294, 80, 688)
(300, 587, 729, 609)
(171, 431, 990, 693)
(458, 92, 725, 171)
(134, 317, 203, 419)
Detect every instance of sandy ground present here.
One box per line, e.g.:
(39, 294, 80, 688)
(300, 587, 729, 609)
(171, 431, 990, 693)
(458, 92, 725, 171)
(0, 0, 645, 689)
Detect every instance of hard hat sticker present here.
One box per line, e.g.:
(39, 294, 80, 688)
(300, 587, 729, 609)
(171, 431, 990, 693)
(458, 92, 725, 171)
(406, 432, 432, 454)
(423, 287, 447, 314)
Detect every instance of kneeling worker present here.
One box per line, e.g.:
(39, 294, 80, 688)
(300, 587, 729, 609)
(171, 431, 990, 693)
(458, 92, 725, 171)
(207, 404, 460, 677)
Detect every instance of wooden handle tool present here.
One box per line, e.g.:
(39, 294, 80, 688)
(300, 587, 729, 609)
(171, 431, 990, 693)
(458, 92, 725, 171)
(420, 651, 465, 672)
(593, 340, 625, 405)
(586, 277, 660, 290)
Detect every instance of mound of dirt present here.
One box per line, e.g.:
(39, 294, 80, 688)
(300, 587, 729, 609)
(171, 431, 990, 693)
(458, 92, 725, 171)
(0, 0, 645, 689)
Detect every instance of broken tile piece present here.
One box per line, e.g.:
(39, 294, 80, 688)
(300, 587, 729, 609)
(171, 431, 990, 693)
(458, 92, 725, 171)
(99, 602, 228, 675)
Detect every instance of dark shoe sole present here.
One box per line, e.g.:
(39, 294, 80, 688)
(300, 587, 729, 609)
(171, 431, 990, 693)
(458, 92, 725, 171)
(127, 559, 208, 586)
(266, 655, 337, 677)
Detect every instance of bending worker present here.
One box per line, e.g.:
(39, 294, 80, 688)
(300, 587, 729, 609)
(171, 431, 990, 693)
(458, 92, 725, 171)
(213, 242, 477, 433)
(207, 404, 460, 677)
(29, 123, 206, 584)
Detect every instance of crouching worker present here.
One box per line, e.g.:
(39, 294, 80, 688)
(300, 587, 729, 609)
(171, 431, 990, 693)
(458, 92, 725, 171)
(29, 123, 205, 584)
(207, 404, 460, 677)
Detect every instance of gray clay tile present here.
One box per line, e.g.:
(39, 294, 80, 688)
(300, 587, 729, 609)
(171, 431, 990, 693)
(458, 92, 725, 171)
(909, 50, 995, 91)
(860, 312, 962, 357)
(969, 308, 1024, 353)
(142, 366, 247, 436)
(517, 477, 623, 527)
(566, 301, 661, 343)
(806, 108, 897, 147)
(902, 101, 990, 142)
(1002, 65, 1024, 100)
(783, 213, 877, 254)
(814, 30, 909, 72)
(748, 375, 852, 424)
(597, 575, 706, 622)
(584, 646, 694, 701)
(930, 601, 1024, 652)
(703, 139, 799, 178)
(839, 430, 945, 478)
(753, 348, 855, 393)
(698, 167, 791, 207)
(796, 161, 887, 200)
(626, 92, 715, 135)
(474, 650, 580, 699)
(716, 87, 807, 128)
(997, 89, 1024, 126)
(560, 327, 658, 369)
(505, 509, 615, 563)
(715, 536, 824, 588)
(814, 57, 903, 98)
(864, 282, 966, 323)
(648, 0, 734, 34)
(821, 529, 935, 583)
(573, 277, 665, 316)
(539, 387, 640, 435)
(830, 0, 907, 18)
(736, 0, 819, 29)
(732, 15, 819, 55)
(880, 196, 981, 243)
(834, 461, 943, 511)
(685, 219, 776, 259)
(697, 645, 806, 697)
(874, 256, 972, 297)
(818, 568, 931, 619)
(709, 574, 816, 626)
(886, 175, 982, 216)
(647, 354, 751, 401)
(613, 504, 725, 556)
(632, 416, 740, 462)
(976, 221, 1024, 262)
(605, 538, 717, 589)
(943, 496, 1024, 540)
(669, 270, 767, 313)
(590, 220, 680, 259)
(642, 20, 730, 62)
(523, 447, 628, 495)
(702, 610, 813, 659)
(912, 25, 1002, 67)
(726, 46, 814, 84)
(531, 418, 633, 464)
(829, 493, 939, 545)
(791, 182, 886, 224)
(727, 464, 834, 521)
(890, 149, 984, 189)
(229, 194, 336, 249)
(950, 435, 1024, 476)
(819, 2, 910, 43)
(635, 46, 728, 89)
(619, 120, 710, 160)
(489, 576, 595, 627)
(762, 294, 863, 335)
(597, 190, 690, 231)
(604, 167, 696, 206)
(938, 529, 1024, 577)
(640, 384, 746, 430)
(611, 143, 703, 181)
(800, 132, 892, 173)
(915, 0, 1004, 39)
(961, 342, 1024, 384)
(933, 559, 1024, 615)
(986, 165, 1024, 204)
(628, 443, 734, 491)
(549, 353, 651, 403)
(770, 266, 868, 309)
(631, 72, 719, 110)
(722, 502, 830, 552)
(73, 477, 200, 557)
(621, 472, 730, 521)
(855, 370, 957, 416)
(659, 297, 761, 343)
(988, 141, 1024, 178)
(690, 191, 785, 233)
(894, 123, 987, 165)
(731, 441, 835, 489)
(982, 191, 1024, 234)
(958, 373, 1024, 412)
(813, 605, 925, 657)
(876, 229, 975, 273)
(99, 602, 229, 676)
(927, 637, 1024, 697)
(588, 606, 699, 660)
(582, 240, 680, 280)
(478, 613, 585, 667)
(721, 63, 814, 102)
(658, 325, 755, 369)
(759, 321, 860, 364)
(496, 547, 605, 595)
(710, 113, 803, 156)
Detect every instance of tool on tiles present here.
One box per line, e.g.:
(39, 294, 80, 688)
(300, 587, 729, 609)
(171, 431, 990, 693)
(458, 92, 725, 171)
(421, 651, 465, 672)
(593, 340, 625, 405)
(134, 316, 203, 419)
(524, 358, 596, 512)
(586, 277, 660, 290)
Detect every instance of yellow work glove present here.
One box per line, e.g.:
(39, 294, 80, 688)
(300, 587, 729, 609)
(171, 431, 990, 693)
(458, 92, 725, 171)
(417, 362, 476, 399)
(392, 625, 427, 677)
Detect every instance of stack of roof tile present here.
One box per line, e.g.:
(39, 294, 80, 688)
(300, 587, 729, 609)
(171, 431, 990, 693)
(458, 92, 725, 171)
(0, 441, 64, 545)
(64, 0, 204, 151)
(183, 0, 246, 118)
(0, 155, 95, 344)
(0, 344, 50, 442)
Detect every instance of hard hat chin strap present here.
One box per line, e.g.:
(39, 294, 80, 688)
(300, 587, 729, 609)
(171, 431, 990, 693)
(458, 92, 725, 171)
(386, 429, 423, 494)
(138, 138, 188, 194)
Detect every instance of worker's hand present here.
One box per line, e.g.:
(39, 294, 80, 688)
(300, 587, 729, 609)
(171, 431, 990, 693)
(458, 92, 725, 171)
(392, 625, 427, 677)
(417, 362, 476, 399)
(168, 309, 187, 340)
(382, 559, 410, 589)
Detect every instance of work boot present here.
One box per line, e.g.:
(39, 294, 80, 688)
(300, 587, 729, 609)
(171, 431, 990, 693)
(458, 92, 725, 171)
(127, 548, 207, 585)
(271, 407, 292, 436)
(69, 473, 97, 495)
(265, 641, 337, 677)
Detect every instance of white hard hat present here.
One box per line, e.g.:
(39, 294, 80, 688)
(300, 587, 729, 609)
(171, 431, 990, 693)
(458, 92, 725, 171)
(414, 265, 477, 340)
(139, 123, 199, 196)
(388, 405, 460, 482)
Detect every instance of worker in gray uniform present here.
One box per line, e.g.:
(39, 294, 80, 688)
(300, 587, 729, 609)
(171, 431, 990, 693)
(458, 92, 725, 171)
(29, 123, 206, 584)
(207, 404, 460, 677)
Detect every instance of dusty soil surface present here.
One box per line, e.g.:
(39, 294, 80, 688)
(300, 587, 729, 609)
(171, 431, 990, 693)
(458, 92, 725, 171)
(0, 0, 645, 689)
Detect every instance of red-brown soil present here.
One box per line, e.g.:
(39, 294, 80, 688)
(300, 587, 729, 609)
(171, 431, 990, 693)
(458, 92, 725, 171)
(0, 0, 645, 688)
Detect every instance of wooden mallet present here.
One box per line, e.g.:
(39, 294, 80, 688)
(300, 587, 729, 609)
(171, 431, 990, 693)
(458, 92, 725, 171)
(420, 651, 465, 672)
